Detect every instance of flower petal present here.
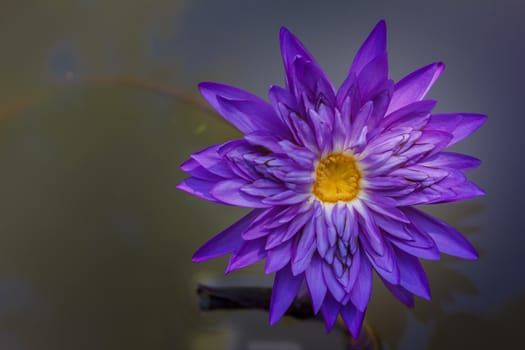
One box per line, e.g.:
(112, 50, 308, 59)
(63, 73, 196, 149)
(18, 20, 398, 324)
(387, 62, 445, 114)
(305, 254, 327, 313)
(192, 209, 263, 262)
(265, 240, 293, 274)
(177, 178, 221, 203)
(403, 207, 478, 260)
(322, 261, 346, 302)
(211, 179, 268, 208)
(422, 152, 481, 171)
(395, 248, 431, 300)
(269, 264, 303, 325)
(280, 27, 319, 91)
(349, 255, 372, 312)
(357, 53, 389, 100)
(381, 278, 414, 307)
(340, 304, 366, 339)
(226, 237, 267, 273)
(320, 293, 341, 332)
(425, 113, 487, 146)
(350, 20, 387, 77)
(199, 82, 288, 137)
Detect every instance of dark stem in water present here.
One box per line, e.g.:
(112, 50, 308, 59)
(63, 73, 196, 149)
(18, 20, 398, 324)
(196, 283, 381, 350)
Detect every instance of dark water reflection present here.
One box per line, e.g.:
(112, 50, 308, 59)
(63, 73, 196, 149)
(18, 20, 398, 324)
(0, 0, 523, 349)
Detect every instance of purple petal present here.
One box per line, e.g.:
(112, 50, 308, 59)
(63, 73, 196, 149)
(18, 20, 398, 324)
(322, 261, 346, 302)
(244, 131, 284, 153)
(265, 225, 289, 250)
(281, 111, 318, 151)
(422, 152, 481, 171)
(366, 80, 394, 134)
(292, 218, 317, 275)
(189, 144, 235, 178)
(192, 209, 263, 262)
(291, 57, 335, 108)
(240, 179, 285, 197)
(182, 163, 223, 182)
(262, 191, 310, 206)
(199, 82, 288, 137)
(279, 27, 319, 91)
(336, 72, 359, 117)
(177, 178, 221, 203)
(387, 62, 445, 114)
(346, 247, 362, 292)
(269, 264, 303, 325)
(315, 210, 330, 258)
(265, 205, 304, 228)
(265, 240, 293, 274)
(241, 208, 281, 240)
(380, 100, 436, 130)
(307, 107, 333, 154)
(354, 202, 386, 256)
(349, 256, 372, 312)
(415, 130, 453, 158)
(284, 206, 314, 241)
(425, 113, 487, 146)
(350, 20, 387, 77)
(226, 238, 267, 273)
(395, 248, 431, 300)
(381, 278, 414, 307)
(380, 214, 441, 260)
(362, 194, 410, 223)
(305, 254, 327, 313)
(277, 140, 316, 170)
(431, 181, 485, 204)
(320, 293, 341, 332)
(403, 207, 478, 260)
(357, 53, 389, 100)
(211, 179, 268, 208)
(340, 304, 366, 339)
(362, 237, 400, 285)
(348, 101, 373, 150)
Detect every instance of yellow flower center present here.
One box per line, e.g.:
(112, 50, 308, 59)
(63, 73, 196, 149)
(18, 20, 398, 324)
(313, 153, 361, 203)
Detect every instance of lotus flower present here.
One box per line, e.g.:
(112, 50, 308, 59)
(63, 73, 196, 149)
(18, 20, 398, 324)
(178, 20, 486, 337)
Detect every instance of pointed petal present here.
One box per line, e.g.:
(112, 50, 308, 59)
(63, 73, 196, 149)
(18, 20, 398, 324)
(192, 210, 263, 262)
(226, 238, 266, 273)
(350, 20, 387, 77)
(381, 278, 414, 307)
(349, 256, 373, 312)
(340, 304, 366, 339)
(280, 27, 320, 90)
(211, 179, 268, 208)
(305, 254, 327, 313)
(395, 248, 431, 300)
(387, 62, 445, 114)
(269, 265, 303, 325)
(322, 261, 346, 302)
(185, 144, 235, 178)
(425, 113, 487, 146)
(357, 53, 389, 100)
(403, 207, 478, 260)
(177, 178, 221, 203)
(292, 217, 317, 275)
(199, 82, 288, 136)
(422, 152, 481, 171)
(265, 240, 293, 274)
(320, 293, 341, 332)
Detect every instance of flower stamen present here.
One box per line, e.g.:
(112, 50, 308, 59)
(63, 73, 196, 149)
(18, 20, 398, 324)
(313, 153, 361, 203)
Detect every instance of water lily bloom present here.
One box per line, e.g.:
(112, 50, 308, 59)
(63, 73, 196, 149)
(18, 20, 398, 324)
(178, 20, 486, 337)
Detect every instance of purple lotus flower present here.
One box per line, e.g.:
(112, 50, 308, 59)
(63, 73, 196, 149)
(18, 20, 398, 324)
(178, 20, 486, 337)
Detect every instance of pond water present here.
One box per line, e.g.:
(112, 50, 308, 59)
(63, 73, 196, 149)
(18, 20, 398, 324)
(0, 0, 523, 349)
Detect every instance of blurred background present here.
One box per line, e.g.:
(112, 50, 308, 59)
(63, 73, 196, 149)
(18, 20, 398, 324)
(0, 0, 523, 349)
